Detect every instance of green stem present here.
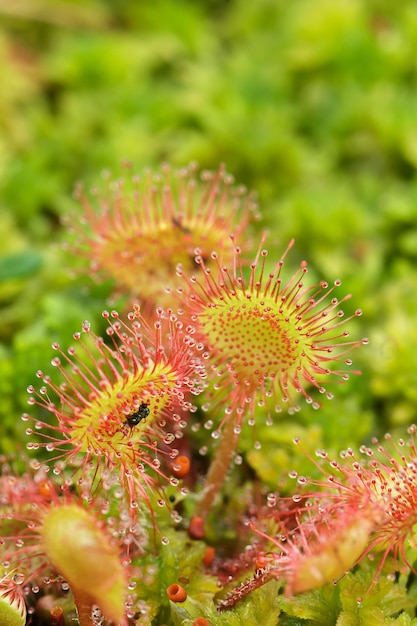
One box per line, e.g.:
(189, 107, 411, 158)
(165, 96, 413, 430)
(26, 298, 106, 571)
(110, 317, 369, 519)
(195, 416, 241, 519)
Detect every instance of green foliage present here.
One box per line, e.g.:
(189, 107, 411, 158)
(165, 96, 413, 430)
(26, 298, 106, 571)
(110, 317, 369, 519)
(279, 568, 416, 626)
(279, 583, 341, 624)
(168, 578, 281, 626)
(130, 525, 219, 625)
(337, 569, 416, 626)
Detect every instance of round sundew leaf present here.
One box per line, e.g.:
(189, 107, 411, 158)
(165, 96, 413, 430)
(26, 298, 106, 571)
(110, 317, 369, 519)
(0, 251, 42, 281)
(0, 593, 26, 626)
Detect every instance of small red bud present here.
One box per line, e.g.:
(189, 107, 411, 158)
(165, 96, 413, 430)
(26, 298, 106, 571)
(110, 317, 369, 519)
(171, 455, 190, 479)
(166, 583, 187, 603)
(202, 546, 215, 567)
(188, 516, 205, 539)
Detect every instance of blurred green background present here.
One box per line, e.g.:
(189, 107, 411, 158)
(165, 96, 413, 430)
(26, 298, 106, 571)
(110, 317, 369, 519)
(1, 0, 417, 459)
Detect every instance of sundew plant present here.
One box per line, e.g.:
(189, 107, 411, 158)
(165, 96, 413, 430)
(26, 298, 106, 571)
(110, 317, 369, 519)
(2, 2, 417, 625)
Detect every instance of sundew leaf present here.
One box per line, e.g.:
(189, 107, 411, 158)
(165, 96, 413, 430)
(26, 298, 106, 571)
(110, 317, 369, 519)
(0, 594, 25, 626)
(39, 504, 125, 624)
(0, 251, 42, 281)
